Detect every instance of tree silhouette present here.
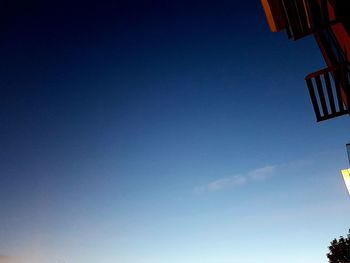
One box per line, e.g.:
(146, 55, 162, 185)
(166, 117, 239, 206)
(327, 229, 350, 263)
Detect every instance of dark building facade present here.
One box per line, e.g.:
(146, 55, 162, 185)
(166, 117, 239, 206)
(261, 0, 350, 122)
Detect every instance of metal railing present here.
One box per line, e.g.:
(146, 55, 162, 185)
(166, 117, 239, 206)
(305, 64, 350, 122)
(280, 0, 336, 40)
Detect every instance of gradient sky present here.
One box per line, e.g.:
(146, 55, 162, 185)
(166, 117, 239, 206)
(1, 1, 350, 263)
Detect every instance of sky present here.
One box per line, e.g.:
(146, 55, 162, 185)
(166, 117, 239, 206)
(1, 1, 350, 263)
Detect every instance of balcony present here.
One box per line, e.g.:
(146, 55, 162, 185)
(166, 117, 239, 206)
(305, 64, 350, 122)
(280, 0, 337, 40)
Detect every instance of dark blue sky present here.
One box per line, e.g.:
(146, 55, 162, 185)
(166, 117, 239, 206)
(1, 1, 350, 263)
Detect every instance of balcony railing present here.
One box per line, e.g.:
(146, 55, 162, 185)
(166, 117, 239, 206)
(305, 64, 350, 122)
(280, 0, 337, 40)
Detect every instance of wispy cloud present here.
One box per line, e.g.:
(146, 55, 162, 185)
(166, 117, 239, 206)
(246, 165, 276, 181)
(194, 165, 277, 194)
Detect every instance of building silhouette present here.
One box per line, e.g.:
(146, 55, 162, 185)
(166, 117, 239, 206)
(261, 0, 350, 122)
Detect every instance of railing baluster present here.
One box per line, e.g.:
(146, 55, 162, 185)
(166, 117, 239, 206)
(324, 71, 336, 113)
(306, 78, 322, 121)
(315, 75, 329, 116)
(334, 67, 346, 111)
(341, 65, 350, 112)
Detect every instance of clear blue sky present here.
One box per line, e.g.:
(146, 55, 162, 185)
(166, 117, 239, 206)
(1, 1, 350, 262)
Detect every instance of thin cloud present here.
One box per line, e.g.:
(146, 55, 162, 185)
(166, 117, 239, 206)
(194, 165, 277, 194)
(247, 165, 276, 181)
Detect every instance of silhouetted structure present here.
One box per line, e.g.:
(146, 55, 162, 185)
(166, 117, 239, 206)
(261, 0, 350, 122)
